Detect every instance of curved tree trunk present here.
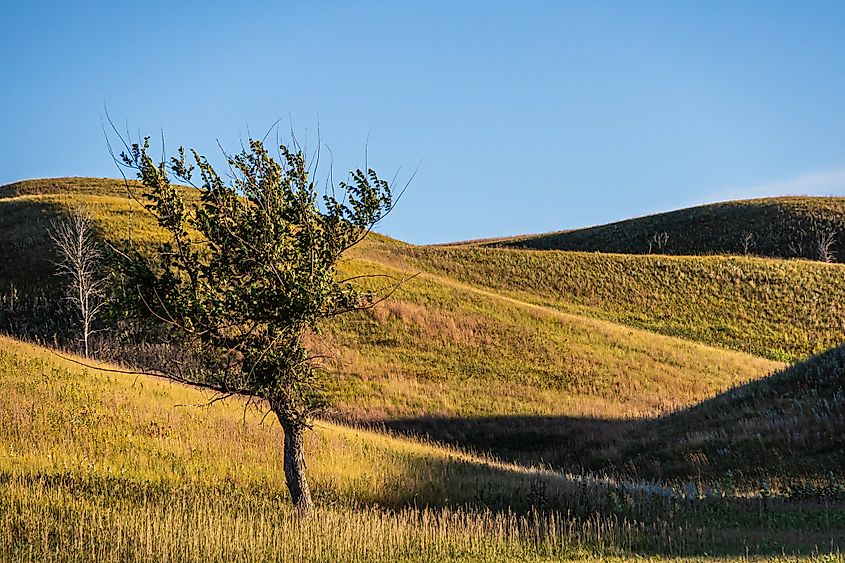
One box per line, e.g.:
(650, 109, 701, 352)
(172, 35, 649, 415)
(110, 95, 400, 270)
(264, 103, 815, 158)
(276, 415, 314, 515)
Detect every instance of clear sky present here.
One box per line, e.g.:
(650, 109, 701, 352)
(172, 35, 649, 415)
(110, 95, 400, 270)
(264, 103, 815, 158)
(2, 1, 845, 244)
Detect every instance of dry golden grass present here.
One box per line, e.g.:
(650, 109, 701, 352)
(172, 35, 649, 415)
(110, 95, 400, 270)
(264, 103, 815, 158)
(325, 255, 780, 424)
(1, 336, 843, 561)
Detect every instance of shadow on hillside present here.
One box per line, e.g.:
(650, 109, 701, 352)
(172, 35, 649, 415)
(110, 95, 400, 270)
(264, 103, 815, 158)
(362, 343, 845, 485)
(338, 418, 845, 556)
(361, 414, 644, 471)
(347, 414, 845, 556)
(0, 198, 75, 342)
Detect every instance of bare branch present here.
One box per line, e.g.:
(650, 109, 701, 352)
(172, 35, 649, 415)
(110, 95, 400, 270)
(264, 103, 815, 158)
(49, 208, 108, 358)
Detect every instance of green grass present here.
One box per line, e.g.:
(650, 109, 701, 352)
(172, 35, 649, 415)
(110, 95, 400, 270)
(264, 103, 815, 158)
(1, 336, 844, 561)
(485, 196, 845, 262)
(386, 244, 845, 362)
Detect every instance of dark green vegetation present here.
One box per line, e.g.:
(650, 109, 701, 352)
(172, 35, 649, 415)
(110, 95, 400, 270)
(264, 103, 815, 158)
(490, 196, 845, 262)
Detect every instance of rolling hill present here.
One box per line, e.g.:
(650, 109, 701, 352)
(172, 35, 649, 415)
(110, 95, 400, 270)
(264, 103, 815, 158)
(1, 335, 843, 559)
(426, 342, 845, 489)
(0, 335, 634, 560)
(486, 196, 845, 263)
(0, 178, 782, 429)
(604, 341, 845, 485)
(386, 244, 845, 362)
(0, 178, 843, 469)
(2, 177, 845, 558)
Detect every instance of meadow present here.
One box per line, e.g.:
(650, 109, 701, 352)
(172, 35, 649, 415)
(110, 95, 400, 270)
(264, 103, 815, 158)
(390, 243, 845, 361)
(1, 178, 845, 560)
(1, 337, 844, 561)
(0, 179, 783, 460)
(610, 342, 845, 479)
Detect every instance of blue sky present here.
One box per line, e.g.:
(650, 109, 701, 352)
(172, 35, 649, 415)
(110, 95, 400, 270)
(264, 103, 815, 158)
(2, 1, 844, 244)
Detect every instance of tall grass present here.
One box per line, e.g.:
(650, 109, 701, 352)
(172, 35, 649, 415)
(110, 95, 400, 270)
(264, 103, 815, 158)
(1, 337, 844, 561)
(1, 477, 642, 563)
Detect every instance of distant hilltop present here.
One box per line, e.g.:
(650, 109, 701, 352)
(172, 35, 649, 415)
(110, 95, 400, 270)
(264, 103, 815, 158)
(468, 196, 845, 263)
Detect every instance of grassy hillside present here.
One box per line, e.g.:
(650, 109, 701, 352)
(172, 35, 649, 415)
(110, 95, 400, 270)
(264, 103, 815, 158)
(0, 336, 627, 561)
(438, 342, 845, 489)
(4, 178, 845, 476)
(603, 342, 845, 486)
(2, 178, 845, 558)
(386, 244, 845, 362)
(491, 196, 845, 263)
(0, 178, 780, 428)
(1, 336, 843, 560)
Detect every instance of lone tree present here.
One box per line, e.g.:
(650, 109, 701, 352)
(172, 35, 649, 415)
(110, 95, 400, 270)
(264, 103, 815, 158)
(49, 208, 107, 358)
(116, 136, 395, 513)
(814, 223, 839, 263)
(647, 231, 669, 254)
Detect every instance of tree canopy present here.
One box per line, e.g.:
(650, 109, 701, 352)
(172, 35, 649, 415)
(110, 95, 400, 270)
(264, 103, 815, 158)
(117, 136, 396, 512)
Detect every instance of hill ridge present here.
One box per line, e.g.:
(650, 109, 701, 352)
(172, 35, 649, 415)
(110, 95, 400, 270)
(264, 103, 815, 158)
(476, 195, 845, 263)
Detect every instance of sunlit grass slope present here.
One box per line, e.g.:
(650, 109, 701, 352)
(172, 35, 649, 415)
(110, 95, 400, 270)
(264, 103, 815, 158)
(0, 335, 630, 561)
(384, 244, 845, 362)
(0, 335, 610, 511)
(488, 196, 845, 262)
(1, 335, 843, 561)
(0, 178, 780, 431)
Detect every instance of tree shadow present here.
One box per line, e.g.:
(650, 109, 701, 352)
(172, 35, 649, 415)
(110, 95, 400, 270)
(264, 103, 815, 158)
(363, 413, 643, 471)
(360, 415, 845, 556)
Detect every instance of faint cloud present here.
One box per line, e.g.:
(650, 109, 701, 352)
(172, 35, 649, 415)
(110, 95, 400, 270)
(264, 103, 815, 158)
(704, 167, 845, 203)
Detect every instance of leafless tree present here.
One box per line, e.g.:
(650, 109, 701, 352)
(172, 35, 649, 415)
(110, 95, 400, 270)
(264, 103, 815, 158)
(815, 225, 840, 263)
(647, 231, 670, 254)
(49, 209, 107, 357)
(788, 238, 805, 259)
(739, 231, 756, 256)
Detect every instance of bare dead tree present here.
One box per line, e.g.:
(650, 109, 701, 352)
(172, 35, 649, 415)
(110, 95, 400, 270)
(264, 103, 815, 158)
(739, 231, 756, 256)
(647, 231, 670, 254)
(787, 236, 805, 259)
(815, 225, 840, 263)
(49, 209, 107, 357)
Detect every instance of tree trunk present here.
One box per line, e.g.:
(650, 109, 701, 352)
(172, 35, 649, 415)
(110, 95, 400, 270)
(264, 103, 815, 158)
(276, 415, 314, 515)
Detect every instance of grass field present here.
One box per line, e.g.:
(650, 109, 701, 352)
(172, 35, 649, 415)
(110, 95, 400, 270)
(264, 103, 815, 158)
(486, 196, 845, 263)
(386, 243, 845, 361)
(2, 178, 845, 560)
(464, 342, 845, 486)
(0, 179, 784, 455)
(1, 336, 843, 561)
(603, 342, 845, 483)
